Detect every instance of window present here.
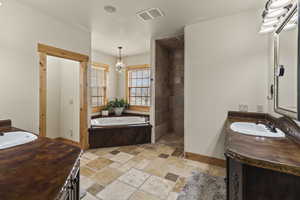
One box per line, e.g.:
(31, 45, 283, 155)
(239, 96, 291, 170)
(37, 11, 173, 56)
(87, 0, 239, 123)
(126, 65, 151, 112)
(91, 62, 108, 113)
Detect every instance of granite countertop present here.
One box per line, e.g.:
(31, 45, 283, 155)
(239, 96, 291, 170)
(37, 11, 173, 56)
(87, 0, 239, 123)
(224, 111, 300, 176)
(0, 124, 81, 200)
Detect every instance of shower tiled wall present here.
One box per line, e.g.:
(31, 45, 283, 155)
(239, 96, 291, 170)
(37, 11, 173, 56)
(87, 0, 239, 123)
(155, 37, 184, 140)
(169, 49, 184, 136)
(155, 43, 171, 140)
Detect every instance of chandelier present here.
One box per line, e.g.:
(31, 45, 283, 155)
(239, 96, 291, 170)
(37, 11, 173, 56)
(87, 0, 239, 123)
(116, 46, 125, 72)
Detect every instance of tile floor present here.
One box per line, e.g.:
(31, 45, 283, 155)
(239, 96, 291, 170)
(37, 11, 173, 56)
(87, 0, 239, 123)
(80, 134, 225, 200)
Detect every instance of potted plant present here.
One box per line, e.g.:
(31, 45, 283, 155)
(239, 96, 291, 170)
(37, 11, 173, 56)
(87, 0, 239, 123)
(108, 98, 129, 116)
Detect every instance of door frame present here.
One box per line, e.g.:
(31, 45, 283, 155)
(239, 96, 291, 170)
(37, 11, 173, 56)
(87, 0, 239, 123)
(38, 43, 89, 149)
(150, 33, 185, 146)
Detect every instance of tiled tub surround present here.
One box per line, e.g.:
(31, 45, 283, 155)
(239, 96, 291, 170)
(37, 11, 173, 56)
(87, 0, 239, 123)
(80, 138, 225, 200)
(89, 123, 152, 148)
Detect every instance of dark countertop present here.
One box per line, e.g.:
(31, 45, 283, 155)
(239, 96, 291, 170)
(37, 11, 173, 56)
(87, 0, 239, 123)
(0, 125, 81, 200)
(224, 112, 300, 176)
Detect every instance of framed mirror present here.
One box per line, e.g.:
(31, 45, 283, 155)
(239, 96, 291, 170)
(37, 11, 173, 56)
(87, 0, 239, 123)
(274, 2, 299, 119)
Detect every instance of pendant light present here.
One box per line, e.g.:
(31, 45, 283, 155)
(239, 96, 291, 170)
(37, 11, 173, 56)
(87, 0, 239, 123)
(116, 46, 125, 72)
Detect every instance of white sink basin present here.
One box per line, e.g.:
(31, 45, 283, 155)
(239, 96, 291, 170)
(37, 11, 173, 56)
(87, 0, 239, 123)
(230, 122, 285, 138)
(0, 131, 38, 150)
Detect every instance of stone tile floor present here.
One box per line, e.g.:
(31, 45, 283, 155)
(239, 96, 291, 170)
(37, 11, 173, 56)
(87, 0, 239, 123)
(80, 134, 225, 200)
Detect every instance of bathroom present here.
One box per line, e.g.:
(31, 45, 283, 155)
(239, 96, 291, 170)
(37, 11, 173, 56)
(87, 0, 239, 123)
(0, 0, 299, 200)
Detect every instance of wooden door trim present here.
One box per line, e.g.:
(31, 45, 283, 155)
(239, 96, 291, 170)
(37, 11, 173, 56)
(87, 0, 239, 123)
(92, 62, 109, 72)
(39, 53, 47, 137)
(38, 43, 89, 62)
(38, 43, 89, 149)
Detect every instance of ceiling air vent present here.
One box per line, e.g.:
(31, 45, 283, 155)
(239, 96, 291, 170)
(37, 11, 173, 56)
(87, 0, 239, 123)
(137, 8, 165, 21)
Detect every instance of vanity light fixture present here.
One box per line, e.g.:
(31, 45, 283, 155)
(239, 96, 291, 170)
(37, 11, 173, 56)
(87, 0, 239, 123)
(116, 46, 125, 72)
(259, 0, 295, 34)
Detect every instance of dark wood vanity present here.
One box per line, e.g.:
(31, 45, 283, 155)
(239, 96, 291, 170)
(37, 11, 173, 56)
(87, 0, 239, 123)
(0, 120, 81, 200)
(225, 112, 300, 200)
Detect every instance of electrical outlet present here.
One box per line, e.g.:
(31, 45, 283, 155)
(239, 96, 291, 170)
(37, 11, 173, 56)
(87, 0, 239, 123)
(239, 104, 248, 112)
(69, 130, 73, 138)
(257, 105, 264, 113)
(239, 104, 244, 112)
(243, 105, 248, 112)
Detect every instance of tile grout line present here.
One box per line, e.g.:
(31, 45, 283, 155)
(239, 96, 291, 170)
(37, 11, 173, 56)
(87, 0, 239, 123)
(81, 139, 224, 200)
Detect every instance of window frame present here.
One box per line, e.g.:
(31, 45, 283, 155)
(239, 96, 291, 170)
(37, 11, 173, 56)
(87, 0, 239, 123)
(91, 62, 109, 113)
(125, 64, 151, 112)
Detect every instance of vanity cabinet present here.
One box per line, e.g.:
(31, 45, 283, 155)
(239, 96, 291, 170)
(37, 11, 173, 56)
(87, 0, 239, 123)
(57, 159, 80, 200)
(224, 112, 300, 200)
(227, 157, 243, 200)
(226, 156, 300, 200)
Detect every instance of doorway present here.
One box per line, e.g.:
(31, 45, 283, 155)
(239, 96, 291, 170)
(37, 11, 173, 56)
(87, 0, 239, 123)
(152, 35, 185, 154)
(38, 43, 89, 149)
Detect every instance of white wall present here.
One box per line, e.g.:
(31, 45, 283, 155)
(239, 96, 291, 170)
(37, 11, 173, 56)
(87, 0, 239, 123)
(92, 50, 117, 100)
(0, 0, 91, 133)
(117, 53, 151, 99)
(46, 56, 80, 142)
(185, 9, 269, 159)
(125, 53, 151, 66)
(46, 57, 61, 139)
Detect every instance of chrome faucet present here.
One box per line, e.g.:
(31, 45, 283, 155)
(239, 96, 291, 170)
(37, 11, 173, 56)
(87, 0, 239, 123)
(256, 121, 277, 133)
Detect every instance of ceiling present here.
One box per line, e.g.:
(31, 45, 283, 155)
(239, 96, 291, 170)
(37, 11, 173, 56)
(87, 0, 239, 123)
(17, 0, 264, 56)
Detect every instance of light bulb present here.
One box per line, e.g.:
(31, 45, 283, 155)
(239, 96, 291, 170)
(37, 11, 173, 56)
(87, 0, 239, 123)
(283, 22, 297, 30)
(290, 13, 298, 22)
(269, 0, 292, 9)
(262, 19, 279, 26)
(116, 61, 125, 72)
(259, 26, 276, 34)
(266, 8, 288, 18)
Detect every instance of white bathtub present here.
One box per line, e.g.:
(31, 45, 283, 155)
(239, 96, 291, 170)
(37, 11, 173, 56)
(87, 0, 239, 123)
(91, 116, 148, 127)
